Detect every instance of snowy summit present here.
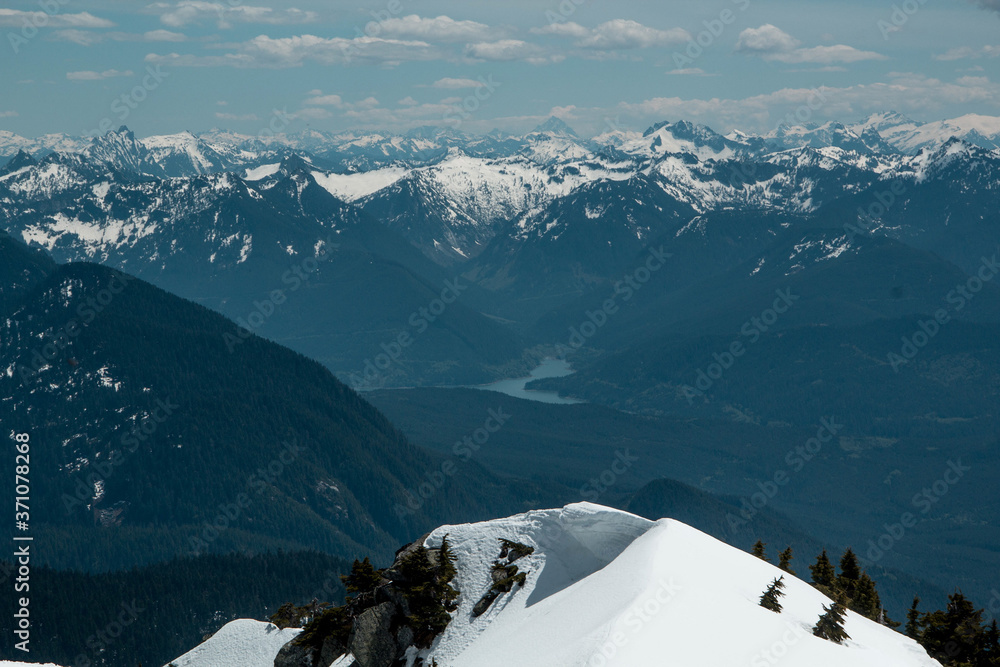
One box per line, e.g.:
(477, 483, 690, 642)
(148, 503, 939, 667)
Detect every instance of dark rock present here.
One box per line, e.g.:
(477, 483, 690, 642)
(274, 640, 316, 667)
(472, 588, 501, 617)
(319, 635, 349, 667)
(377, 585, 411, 617)
(348, 602, 398, 667)
(395, 625, 415, 654)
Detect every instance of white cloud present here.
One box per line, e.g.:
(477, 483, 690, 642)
(51, 29, 188, 45)
(0, 9, 113, 28)
(215, 111, 259, 121)
(666, 68, 718, 77)
(398, 96, 419, 106)
(144, 29, 187, 42)
(735, 24, 801, 54)
(532, 19, 689, 49)
(579, 19, 690, 49)
(530, 22, 591, 38)
(430, 77, 487, 89)
(375, 15, 498, 42)
(935, 45, 1000, 61)
(0, 111, 18, 118)
(51, 29, 105, 46)
(464, 40, 550, 63)
(736, 25, 885, 64)
(300, 93, 379, 114)
(767, 45, 887, 64)
(67, 69, 134, 81)
(150, 1, 317, 29)
(147, 34, 443, 68)
(305, 94, 344, 107)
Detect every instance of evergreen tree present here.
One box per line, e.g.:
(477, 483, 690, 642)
(837, 549, 862, 598)
(849, 573, 883, 623)
(439, 535, 458, 583)
(813, 595, 851, 645)
(920, 591, 988, 666)
(983, 620, 1000, 664)
(759, 576, 786, 613)
(341, 557, 382, 595)
(778, 547, 795, 575)
(905, 596, 922, 639)
(752, 540, 768, 561)
(270, 602, 297, 629)
(809, 550, 837, 591)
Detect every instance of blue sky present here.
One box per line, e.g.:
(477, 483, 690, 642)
(1, 0, 998, 138)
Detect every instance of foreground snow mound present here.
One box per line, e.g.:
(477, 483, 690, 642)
(0, 662, 67, 667)
(162, 619, 299, 667)
(423, 502, 939, 667)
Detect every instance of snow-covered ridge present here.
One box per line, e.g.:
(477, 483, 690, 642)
(154, 503, 939, 667)
(164, 619, 300, 667)
(415, 502, 938, 666)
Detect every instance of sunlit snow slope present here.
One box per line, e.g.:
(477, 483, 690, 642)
(422, 503, 940, 667)
(163, 619, 300, 667)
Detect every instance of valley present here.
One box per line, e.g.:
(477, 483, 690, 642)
(2, 109, 999, 667)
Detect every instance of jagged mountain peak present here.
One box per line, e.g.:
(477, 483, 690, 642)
(532, 116, 579, 137)
(1, 148, 37, 174)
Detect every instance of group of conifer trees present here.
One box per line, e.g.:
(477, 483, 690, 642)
(753, 539, 857, 646)
(752, 540, 1000, 665)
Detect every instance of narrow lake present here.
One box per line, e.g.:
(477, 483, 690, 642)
(466, 358, 584, 405)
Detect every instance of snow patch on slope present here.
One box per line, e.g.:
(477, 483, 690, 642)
(311, 167, 409, 201)
(163, 619, 300, 667)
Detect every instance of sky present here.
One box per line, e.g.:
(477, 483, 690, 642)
(1, 0, 999, 139)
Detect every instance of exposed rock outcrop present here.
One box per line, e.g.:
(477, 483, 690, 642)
(273, 534, 458, 667)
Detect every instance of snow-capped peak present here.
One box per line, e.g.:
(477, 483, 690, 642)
(531, 116, 579, 138)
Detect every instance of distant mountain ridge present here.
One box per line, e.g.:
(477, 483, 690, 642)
(3, 110, 998, 172)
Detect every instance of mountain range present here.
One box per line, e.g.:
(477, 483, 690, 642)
(2, 109, 999, 666)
